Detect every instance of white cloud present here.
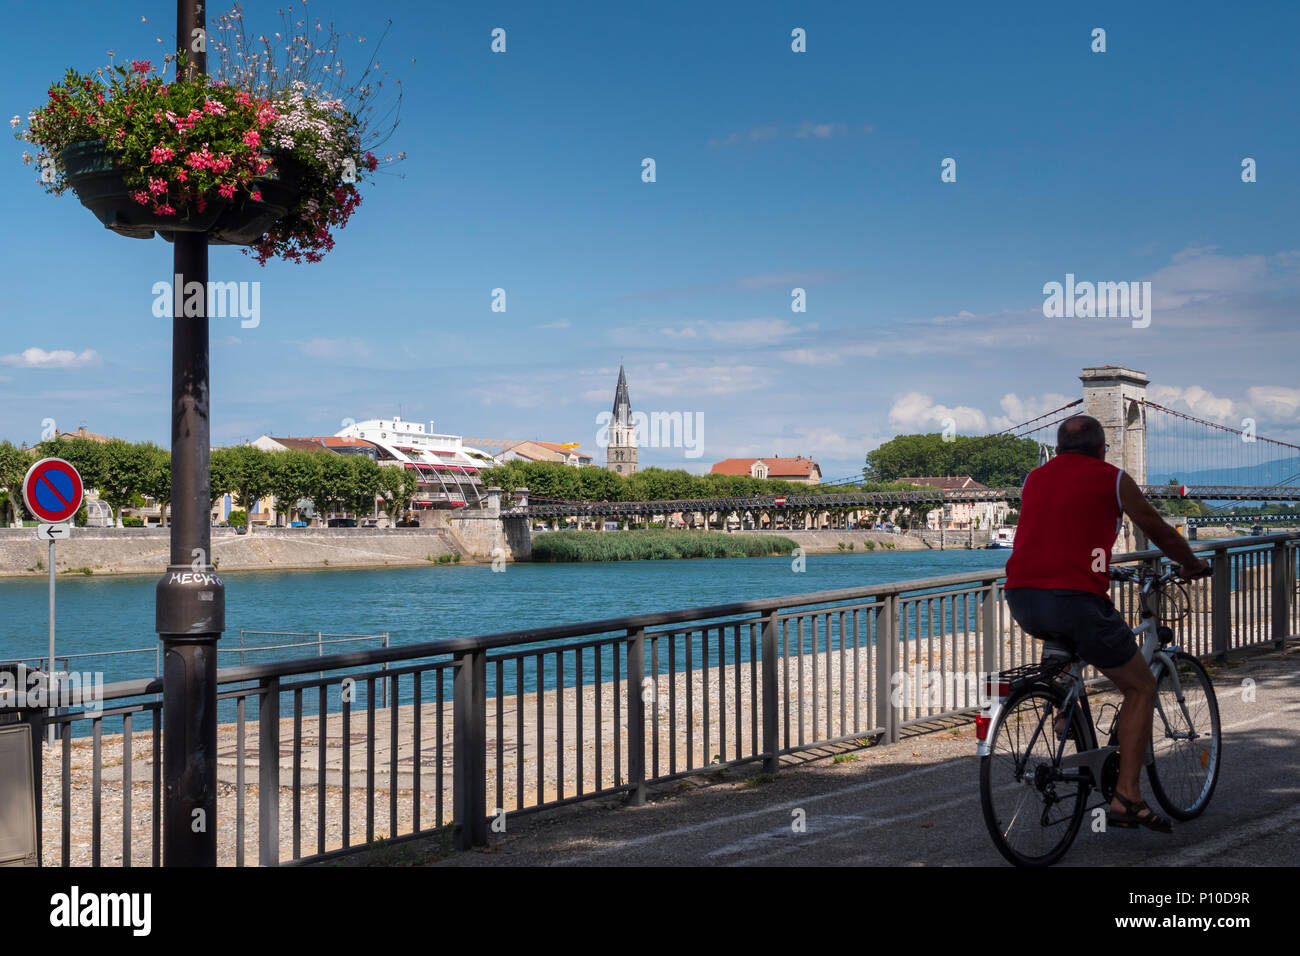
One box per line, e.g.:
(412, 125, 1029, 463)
(537, 320, 570, 330)
(794, 120, 849, 139)
(657, 318, 805, 346)
(708, 121, 868, 149)
(991, 392, 1075, 430)
(887, 391, 987, 432)
(779, 343, 878, 365)
(637, 362, 769, 398)
(1246, 385, 1300, 421)
(1, 347, 102, 369)
(1147, 384, 1237, 423)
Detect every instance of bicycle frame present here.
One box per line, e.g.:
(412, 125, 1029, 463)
(978, 568, 1197, 789)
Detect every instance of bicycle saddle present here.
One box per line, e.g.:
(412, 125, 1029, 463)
(1040, 639, 1077, 662)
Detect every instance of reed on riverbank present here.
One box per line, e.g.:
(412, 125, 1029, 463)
(530, 529, 797, 562)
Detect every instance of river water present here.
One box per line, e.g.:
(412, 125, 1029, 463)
(1, 549, 1010, 686)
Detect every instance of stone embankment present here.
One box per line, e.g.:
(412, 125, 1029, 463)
(0, 526, 471, 577)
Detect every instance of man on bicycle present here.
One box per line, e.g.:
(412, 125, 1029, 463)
(1004, 414, 1210, 832)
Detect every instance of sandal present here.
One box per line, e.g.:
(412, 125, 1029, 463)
(1108, 793, 1173, 833)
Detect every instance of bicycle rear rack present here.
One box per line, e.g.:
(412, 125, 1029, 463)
(996, 657, 1072, 695)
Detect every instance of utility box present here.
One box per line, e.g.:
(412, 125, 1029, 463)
(0, 722, 39, 866)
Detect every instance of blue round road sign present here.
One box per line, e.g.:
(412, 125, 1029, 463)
(23, 458, 84, 524)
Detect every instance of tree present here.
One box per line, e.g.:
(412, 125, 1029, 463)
(0, 442, 33, 526)
(209, 447, 238, 516)
(267, 450, 320, 526)
(377, 464, 416, 525)
(308, 451, 351, 522)
(345, 454, 382, 517)
(138, 443, 172, 526)
(226, 445, 274, 531)
(96, 440, 152, 527)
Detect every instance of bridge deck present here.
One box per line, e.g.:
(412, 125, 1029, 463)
(514, 486, 1300, 518)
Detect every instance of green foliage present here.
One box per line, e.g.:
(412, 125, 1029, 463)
(377, 463, 417, 524)
(94, 439, 152, 526)
(344, 454, 382, 518)
(0, 441, 33, 525)
(74, 503, 88, 527)
(122, 516, 144, 527)
(226, 445, 274, 523)
(268, 447, 321, 524)
(226, 509, 247, 526)
(531, 530, 797, 562)
(1155, 479, 1211, 517)
(865, 433, 1039, 487)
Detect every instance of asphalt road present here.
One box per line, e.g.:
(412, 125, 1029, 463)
(431, 645, 1299, 867)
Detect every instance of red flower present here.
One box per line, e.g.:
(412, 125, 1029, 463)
(250, 191, 262, 202)
(131, 60, 151, 75)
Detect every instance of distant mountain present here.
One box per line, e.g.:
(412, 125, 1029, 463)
(1148, 455, 1300, 489)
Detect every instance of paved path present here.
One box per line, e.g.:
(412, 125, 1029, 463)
(429, 646, 1300, 866)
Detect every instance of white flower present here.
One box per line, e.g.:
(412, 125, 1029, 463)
(9, 115, 20, 128)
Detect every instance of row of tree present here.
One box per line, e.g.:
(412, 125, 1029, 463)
(478, 460, 923, 504)
(0, 438, 421, 528)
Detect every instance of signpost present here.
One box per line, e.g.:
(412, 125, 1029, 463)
(22, 458, 83, 744)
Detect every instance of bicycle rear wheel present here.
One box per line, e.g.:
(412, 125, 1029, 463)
(1147, 652, 1221, 819)
(980, 687, 1091, 867)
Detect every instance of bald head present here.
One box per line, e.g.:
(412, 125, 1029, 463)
(1057, 414, 1106, 457)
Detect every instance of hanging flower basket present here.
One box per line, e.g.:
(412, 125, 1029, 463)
(158, 153, 304, 246)
(15, 13, 404, 266)
(60, 139, 226, 239)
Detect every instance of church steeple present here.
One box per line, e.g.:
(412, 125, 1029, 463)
(606, 364, 638, 475)
(612, 364, 631, 423)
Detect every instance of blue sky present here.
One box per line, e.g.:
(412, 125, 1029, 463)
(2, 0, 1298, 480)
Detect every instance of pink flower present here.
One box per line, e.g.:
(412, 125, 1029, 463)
(131, 60, 151, 74)
(250, 191, 262, 202)
(203, 100, 227, 116)
(130, 189, 151, 205)
(174, 169, 187, 181)
(218, 183, 236, 199)
(196, 198, 207, 213)
(150, 146, 175, 163)
(148, 176, 168, 195)
(155, 204, 176, 215)
(242, 130, 261, 147)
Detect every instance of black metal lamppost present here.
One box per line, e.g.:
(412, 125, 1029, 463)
(154, 0, 225, 867)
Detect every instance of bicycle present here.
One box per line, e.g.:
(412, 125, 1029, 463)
(977, 563, 1221, 867)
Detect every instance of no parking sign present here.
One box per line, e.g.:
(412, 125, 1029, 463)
(22, 457, 84, 745)
(22, 458, 83, 524)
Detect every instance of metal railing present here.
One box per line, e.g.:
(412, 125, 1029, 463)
(5, 533, 1295, 867)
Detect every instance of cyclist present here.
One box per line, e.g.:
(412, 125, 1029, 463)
(1003, 414, 1209, 832)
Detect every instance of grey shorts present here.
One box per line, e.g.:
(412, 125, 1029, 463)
(1004, 588, 1138, 670)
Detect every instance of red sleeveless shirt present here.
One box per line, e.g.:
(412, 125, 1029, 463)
(1004, 453, 1124, 595)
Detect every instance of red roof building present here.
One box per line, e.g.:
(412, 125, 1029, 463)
(710, 456, 822, 484)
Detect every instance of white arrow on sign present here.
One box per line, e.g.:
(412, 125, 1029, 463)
(37, 524, 72, 540)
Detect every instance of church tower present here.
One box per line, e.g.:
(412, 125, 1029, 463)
(607, 364, 638, 475)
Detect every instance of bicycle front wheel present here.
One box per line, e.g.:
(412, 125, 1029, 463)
(1147, 652, 1221, 820)
(980, 687, 1091, 867)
